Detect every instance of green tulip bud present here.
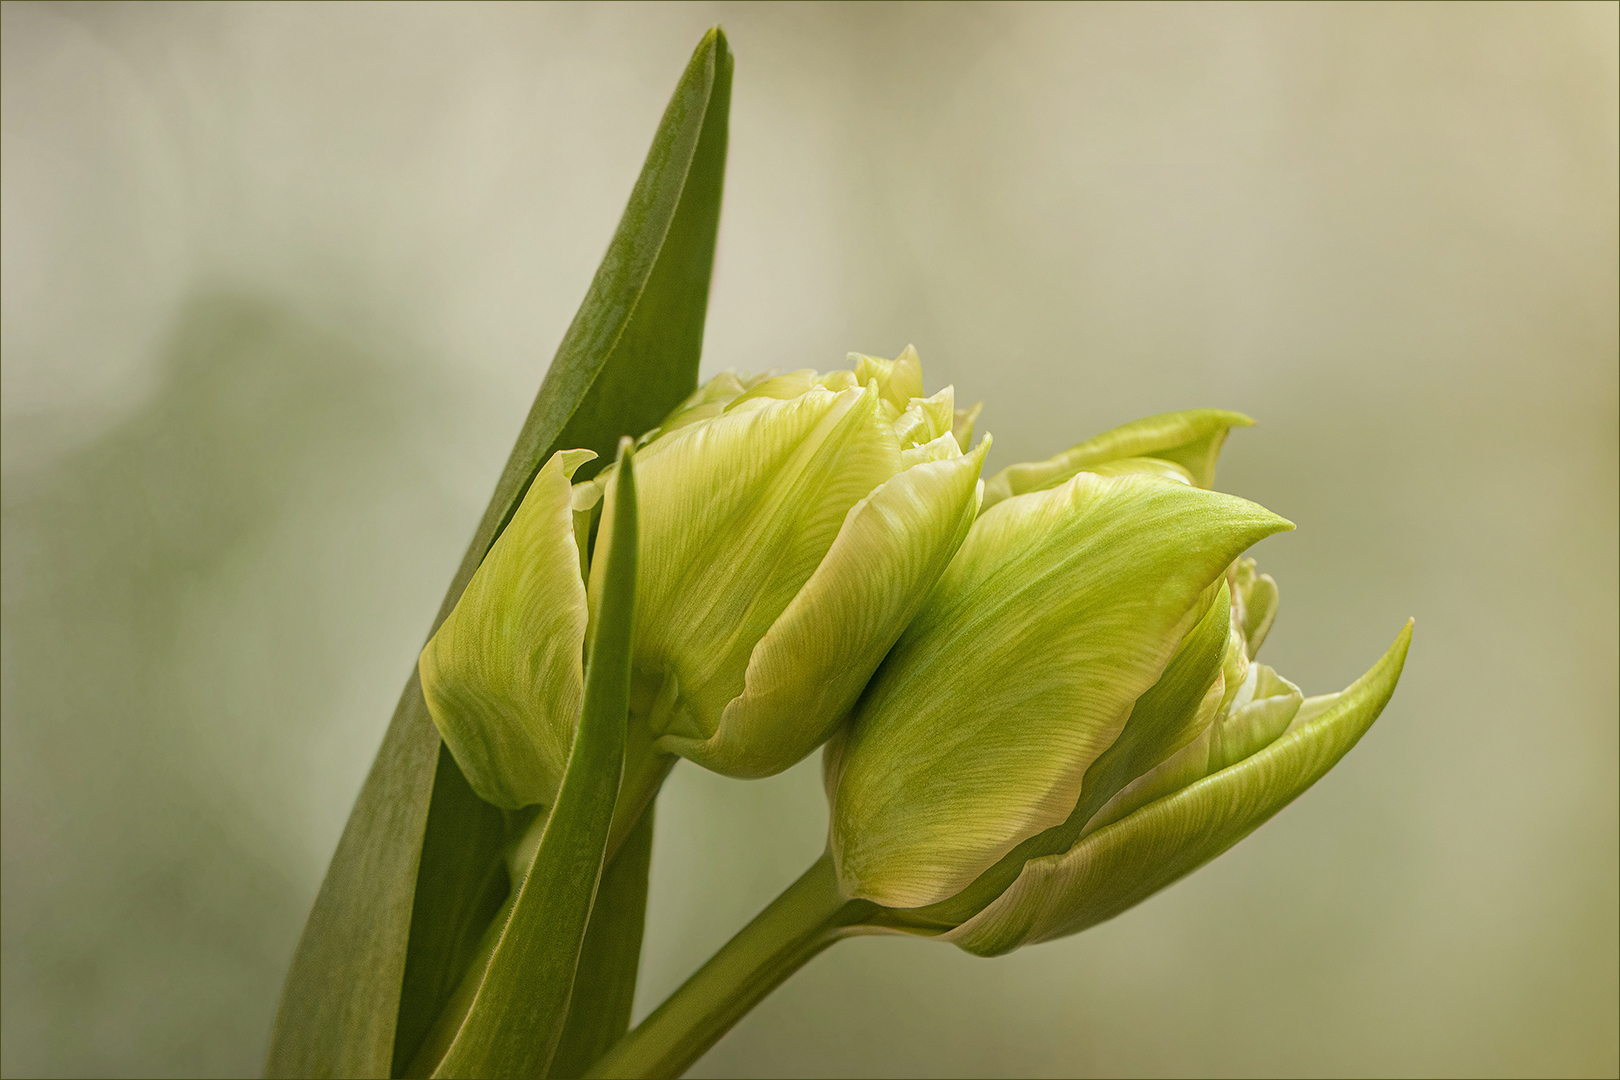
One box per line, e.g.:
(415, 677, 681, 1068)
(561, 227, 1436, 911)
(819, 433, 1410, 952)
(419, 349, 989, 808)
(936, 619, 1409, 957)
(588, 415, 1414, 1080)
(590, 348, 989, 779)
(828, 466, 1293, 908)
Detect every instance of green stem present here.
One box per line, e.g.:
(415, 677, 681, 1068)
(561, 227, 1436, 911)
(586, 854, 874, 1080)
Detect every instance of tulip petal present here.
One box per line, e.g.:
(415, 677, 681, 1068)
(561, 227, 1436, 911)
(1082, 643, 1300, 837)
(666, 437, 991, 776)
(830, 473, 1292, 907)
(641, 371, 749, 444)
(1079, 456, 1195, 486)
(893, 387, 957, 449)
(418, 448, 597, 810)
(571, 477, 605, 578)
(1229, 557, 1280, 658)
(1209, 664, 1303, 772)
(982, 409, 1254, 508)
(944, 621, 1412, 957)
(726, 369, 818, 409)
(595, 384, 902, 751)
(816, 369, 860, 392)
(852, 346, 925, 414)
(904, 581, 1234, 928)
(900, 430, 965, 470)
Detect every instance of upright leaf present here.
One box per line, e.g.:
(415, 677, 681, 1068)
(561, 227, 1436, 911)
(267, 28, 733, 1078)
(547, 807, 658, 1079)
(430, 440, 639, 1080)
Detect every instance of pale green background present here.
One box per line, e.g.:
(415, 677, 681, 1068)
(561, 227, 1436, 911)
(2, 3, 1615, 1077)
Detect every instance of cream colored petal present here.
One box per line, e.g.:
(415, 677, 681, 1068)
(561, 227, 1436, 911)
(1208, 664, 1303, 772)
(900, 430, 965, 470)
(829, 473, 1293, 907)
(663, 438, 991, 777)
(1084, 656, 1302, 831)
(852, 346, 926, 413)
(944, 621, 1411, 957)
(418, 448, 597, 809)
(889, 345, 925, 405)
(1228, 556, 1280, 659)
(893, 387, 957, 449)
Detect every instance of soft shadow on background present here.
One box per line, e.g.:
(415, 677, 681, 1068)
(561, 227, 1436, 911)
(2, 3, 1615, 1077)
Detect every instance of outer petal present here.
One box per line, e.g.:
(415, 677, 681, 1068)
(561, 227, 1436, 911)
(829, 472, 1293, 907)
(725, 369, 818, 409)
(901, 580, 1234, 929)
(982, 409, 1254, 507)
(663, 437, 991, 776)
(944, 620, 1412, 956)
(418, 448, 597, 809)
(591, 384, 902, 750)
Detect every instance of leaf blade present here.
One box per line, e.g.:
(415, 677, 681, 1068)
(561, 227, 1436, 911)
(546, 805, 658, 1080)
(431, 442, 639, 1080)
(266, 28, 733, 1078)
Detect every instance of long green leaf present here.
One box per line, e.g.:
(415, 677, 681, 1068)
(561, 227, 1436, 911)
(267, 28, 732, 1078)
(391, 744, 509, 1076)
(431, 441, 639, 1080)
(548, 806, 657, 1079)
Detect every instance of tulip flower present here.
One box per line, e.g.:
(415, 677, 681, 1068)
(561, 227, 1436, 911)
(826, 464, 1292, 909)
(419, 347, 989, 811)
(589, 412, 1410, 1080)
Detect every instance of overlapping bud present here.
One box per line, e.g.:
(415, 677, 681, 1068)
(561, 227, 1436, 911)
(419, 348, 989, 808)
(823, 412, 1411, 952)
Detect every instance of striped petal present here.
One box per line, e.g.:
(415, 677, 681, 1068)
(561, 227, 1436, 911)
(829, 473, 1293, 907)
(664, 436, 990, 776)
(982, 408, 1254, 508)
(944, 621, 1412, 956)
(590, 384, 902, 759)
(418, 448, 597, 809)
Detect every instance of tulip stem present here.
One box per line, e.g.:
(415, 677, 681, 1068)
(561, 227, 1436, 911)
(586, 854, 873, 1079)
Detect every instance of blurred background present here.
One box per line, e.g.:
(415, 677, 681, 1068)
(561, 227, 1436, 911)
(2, 2, 1615, 1076)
